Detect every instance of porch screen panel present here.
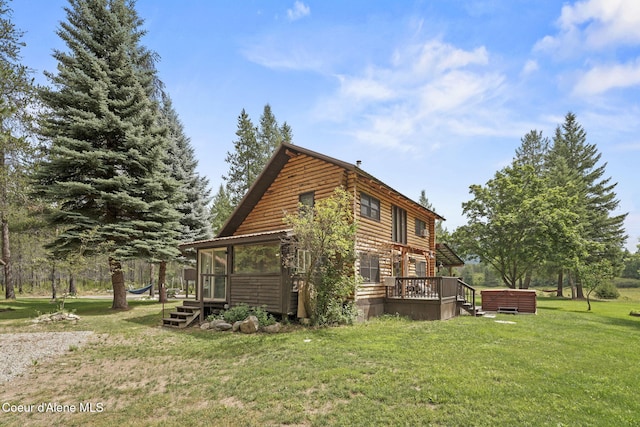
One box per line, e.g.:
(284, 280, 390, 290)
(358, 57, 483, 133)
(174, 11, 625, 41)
(199, 251, 213, 299)
(199, 248, 227, 300)
(234, 242, 280, 274)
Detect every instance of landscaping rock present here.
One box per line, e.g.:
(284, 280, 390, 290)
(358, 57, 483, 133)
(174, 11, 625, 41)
(239, 315, 259, 334)
(200, 322, 210, 330)
(232, 321, 242, 332)
(31, 312, 80, 324)
(262, 322, 282, 334)
(209, 319, 227, 328)
(214, 322, 233, 331)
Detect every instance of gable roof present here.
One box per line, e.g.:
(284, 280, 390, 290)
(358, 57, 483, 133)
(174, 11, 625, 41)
(217, 142, 445, 237)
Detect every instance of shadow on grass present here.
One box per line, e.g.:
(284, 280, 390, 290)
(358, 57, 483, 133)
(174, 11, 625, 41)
(124, 312, 165, 327)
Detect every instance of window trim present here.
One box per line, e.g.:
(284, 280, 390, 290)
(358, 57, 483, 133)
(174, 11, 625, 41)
(360, 192, 381, 221)
(299, 191, 315, 212)
(415, 218, 427, 237)
(359, 253, 380, 284)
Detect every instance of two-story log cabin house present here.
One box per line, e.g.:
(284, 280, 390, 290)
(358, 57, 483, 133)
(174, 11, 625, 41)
(169, 143, 473, 327)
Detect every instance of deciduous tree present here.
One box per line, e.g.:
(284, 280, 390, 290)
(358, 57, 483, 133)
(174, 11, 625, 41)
(283, 187, 358, 325)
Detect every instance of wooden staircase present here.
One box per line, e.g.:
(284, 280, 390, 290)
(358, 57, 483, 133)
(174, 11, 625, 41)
(461, 301, 485, 316)
(162, 303, 200, 328)
(457, 279, 484, 317)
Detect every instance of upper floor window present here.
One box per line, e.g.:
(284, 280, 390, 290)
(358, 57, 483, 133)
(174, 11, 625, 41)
(392, 205, 407, 244)
(299, 191, 315, 214)
(360, 192, 380, 221)
(415, 219, 428, 237)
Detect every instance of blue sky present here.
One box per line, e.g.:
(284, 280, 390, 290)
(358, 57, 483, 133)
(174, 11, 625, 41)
(12, 0, 640, 250)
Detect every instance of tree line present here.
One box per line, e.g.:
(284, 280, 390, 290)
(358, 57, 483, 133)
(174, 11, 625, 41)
(0, 0, 294, 307)
(0, 0, 632, 308)
(451, 112, 628, 299)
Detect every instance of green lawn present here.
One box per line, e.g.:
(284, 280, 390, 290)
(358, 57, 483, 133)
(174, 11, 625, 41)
(1, 292, 639, 426)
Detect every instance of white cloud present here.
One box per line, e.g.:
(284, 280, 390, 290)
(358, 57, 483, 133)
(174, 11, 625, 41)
(535, 0, 640, 54)
(521, 59, 539, 76)
(573, 59, 640, 95)
(313, 39, 508, 150)
(287, 1, 310, 22)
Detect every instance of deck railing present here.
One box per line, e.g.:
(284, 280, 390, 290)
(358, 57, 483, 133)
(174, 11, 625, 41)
(386, 276, 460, 300)
(457, 278, 477, 316)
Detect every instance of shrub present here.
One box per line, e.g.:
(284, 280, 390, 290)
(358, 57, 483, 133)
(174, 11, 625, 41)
(215, 303, 277, 326)
(316, 300, 358, 326)
(595, 281, 620, 299)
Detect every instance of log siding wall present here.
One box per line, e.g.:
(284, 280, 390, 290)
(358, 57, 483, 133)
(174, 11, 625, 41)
(234, 153, 348, 235)
(225, 150, 439, 314)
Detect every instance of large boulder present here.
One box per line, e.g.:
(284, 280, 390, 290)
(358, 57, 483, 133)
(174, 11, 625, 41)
(214, 322, 233, 331)
(232, 321, 242, 332)
(239, 315, 259, 334)
(210, 319, 227, 328)
(262, 322, 282, 334)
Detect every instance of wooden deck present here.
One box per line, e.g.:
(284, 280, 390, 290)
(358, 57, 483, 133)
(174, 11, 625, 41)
(384, 276, 479, 320)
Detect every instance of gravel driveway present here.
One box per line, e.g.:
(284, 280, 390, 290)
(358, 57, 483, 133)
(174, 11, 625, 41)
(0, 331, 93, 383)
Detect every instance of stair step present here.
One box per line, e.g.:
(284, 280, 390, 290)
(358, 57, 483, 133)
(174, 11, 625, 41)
(169, 311, 192, 318)
(163, 318, 187, 325)
(163, 304, 200, 328)
(176, 305, 199, 312)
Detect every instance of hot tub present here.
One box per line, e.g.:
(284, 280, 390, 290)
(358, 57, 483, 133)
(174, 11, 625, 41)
(481, 289, 537, 314)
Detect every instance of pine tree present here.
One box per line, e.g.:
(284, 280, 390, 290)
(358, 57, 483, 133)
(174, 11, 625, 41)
(280, 121, 293, 144)
(160, 94, 212, 243)
(258, 103, 283, 157)
(514, 130, 549, 175)
(35, 0, 181, 309)
(224, 109, 262, 205)
(0, 0, 38, 300)
(224, 105, 292, 209)
(547, 112, 627, 297)
(210, 184, 233, 235)
(157, 94, 212, 293)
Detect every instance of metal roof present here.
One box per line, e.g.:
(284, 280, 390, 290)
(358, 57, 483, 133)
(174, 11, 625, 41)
(435, 243, 465, 267)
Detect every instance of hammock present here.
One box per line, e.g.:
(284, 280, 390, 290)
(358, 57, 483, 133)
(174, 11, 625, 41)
(127, 284, 153, 295)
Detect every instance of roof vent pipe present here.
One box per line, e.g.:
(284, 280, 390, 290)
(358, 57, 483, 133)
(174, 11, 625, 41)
(356, 160, 362, 168)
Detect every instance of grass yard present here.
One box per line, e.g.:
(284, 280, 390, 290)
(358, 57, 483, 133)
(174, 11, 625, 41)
(1, 292, 639, 427)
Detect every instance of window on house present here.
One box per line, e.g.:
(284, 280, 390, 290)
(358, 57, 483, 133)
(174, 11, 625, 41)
(233, 242, 281, 274)
(360, 192, 380, 221)
(299, 191, 315, 214)
(359, 253, 380, 283)
(415, 219, 427, 237)
(392, 206, 407, 244)
(294, 249, 312, 274)
(416, 260, 426, 277)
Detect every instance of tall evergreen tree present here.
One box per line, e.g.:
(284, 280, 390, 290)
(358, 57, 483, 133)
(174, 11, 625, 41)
(257, 103, 287, 157)
(155, 94, 212, 293)
(35, 0, 181, 309)
(224, 109, 262, 205)
(514, 130, 549, 175)
(223, 104, 292, 215)
(547, 112, 627, 297)
(160, 94, 212, 243)
(0, 0, 38, 299)
(210, 184, 233, 235)
(280, 121, 293, 144)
